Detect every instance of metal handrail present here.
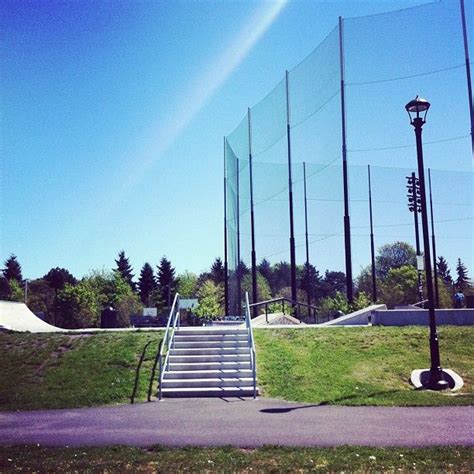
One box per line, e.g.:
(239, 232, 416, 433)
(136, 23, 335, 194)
(158, 293, 180, 400)
(249, 296, 320, 324)
(244, 292, 257, 399)
(413, 299, 429, 308)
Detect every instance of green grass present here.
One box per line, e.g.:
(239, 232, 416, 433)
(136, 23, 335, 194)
(0, 326, 472, 411)
(254, 326, 474, 406)
(0, 331, 162, 411)
(0, 445, 472, 472)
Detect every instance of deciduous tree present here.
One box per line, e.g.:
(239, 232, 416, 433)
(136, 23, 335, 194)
(195, 279, 223, 319)
(375, 242, 416, 279)
(177, 271, 198, 298)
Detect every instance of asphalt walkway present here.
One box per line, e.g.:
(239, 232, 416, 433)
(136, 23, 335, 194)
(1, 398, 472, 447)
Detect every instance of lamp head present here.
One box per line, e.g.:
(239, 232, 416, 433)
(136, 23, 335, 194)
(405, 95, 430, 125)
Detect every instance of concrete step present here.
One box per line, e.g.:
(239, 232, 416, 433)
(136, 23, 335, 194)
(169, 347, 249, 356)
(168, 361, 252, 371)
(164, 369, 253, 379)
(161, 377, 254, 388)
(168, 354, 251, 363)
(176, 329, 246, 336)
(172, 340, 248, 349)
(161, 386, 259, 398)
(174, 334, 247, 342)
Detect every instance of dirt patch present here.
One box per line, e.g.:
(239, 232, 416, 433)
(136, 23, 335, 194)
(34, 335, 87, 376)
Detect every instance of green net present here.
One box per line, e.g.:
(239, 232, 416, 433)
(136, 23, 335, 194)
(225, 1, 472, 314)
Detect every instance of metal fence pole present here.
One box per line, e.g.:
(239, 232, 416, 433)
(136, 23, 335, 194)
(224, 137, 229, 316)
(248, 108, 258, 317)
(460, 0, 474, 154)
(368, 165, 377, 302)
(285, 70, 298, 308)
(338, 16, 354, 303)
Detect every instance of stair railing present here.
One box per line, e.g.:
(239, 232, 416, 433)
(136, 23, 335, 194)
(157, 293, 180, 400)
(249, 297, 322, 324)
(244, 292, 257, 399)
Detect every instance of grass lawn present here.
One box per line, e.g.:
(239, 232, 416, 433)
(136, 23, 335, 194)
(0, 326, 472, 411)
(0, 445, 472, 472)
(0, 331, 162, 411)
(254, 326, 474, 406)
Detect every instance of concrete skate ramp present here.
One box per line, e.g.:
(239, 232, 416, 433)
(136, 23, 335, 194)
(318, 304, 387, 326)
(0, 301, 66, 333)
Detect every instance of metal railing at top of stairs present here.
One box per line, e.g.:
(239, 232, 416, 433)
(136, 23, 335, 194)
(244, 292, 257, 399)
(158, 293, 180, 400)
(412, 299, 429, 308)
(249, 297, 329, 324)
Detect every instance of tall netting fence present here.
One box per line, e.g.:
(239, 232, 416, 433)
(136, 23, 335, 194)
(225, 0, 472, 315)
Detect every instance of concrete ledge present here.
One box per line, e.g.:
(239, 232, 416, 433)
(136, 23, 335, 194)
(373, 309, 474, 326)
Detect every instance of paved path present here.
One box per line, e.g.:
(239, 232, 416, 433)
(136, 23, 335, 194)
(1, 398, 473, 448)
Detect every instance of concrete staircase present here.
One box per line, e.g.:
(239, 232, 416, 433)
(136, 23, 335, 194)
(160, 327, 258, 398)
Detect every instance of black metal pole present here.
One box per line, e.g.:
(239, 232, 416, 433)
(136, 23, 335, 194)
(339, 16, 354, 303)
(236, 157, 242, 316)
(412, 117, 448, 390)
(223, 137, 229, 316)
(367, 165, 377, 303)
(460, 0, 474, 154)
(410, 172, 424, 305)
(428, 168, 440, 308)
(248, 108, 258, 317)
(285, 70, 298, 306)
(303, 162, 311, 308)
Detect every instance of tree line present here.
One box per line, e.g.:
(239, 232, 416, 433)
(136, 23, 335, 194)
(1, 242, 471, 328)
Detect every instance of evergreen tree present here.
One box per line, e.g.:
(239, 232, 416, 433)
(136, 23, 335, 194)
(156, 257, 178, 308)
(2, 254, 23, 283)
(43, 267, 77, 292)
(0, 277, 10, 300)
(210, 257, 225, 285)
(298, 262, 321, 305)
(320, 270, 346, 299)
(236, 261, 249, 280)
(138, 263, 156, 306)
(455, 258, 469, 292)
(273, 261, 291, 295)
(257, 258, 273, 293)
(115, 250, 136, 291)
(437, 256, 452, 285)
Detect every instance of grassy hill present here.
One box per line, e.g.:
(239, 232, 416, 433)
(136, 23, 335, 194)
(0, 332, 161, 411)
(255, 326, 473, 406)
(0, 326, 472, 411)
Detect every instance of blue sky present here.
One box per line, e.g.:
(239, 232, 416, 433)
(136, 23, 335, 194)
(1, 0, 472, 281)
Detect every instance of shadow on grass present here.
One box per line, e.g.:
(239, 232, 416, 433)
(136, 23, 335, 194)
(260, 389, 404, 413)
(130, 341, 153, 404)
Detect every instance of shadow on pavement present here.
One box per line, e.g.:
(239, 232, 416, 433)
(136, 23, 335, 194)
(260, 389, 404, 414)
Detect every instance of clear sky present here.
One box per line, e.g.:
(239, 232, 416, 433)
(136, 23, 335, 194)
(1, 0, 472, 281)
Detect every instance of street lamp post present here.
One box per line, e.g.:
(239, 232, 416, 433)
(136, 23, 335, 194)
(405, 96, 448, 390)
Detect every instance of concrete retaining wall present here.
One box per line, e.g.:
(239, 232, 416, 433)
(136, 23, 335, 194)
(372, 308, 474, 326)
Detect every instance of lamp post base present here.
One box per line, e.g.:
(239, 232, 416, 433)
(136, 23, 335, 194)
(410, 368, 464, 391)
